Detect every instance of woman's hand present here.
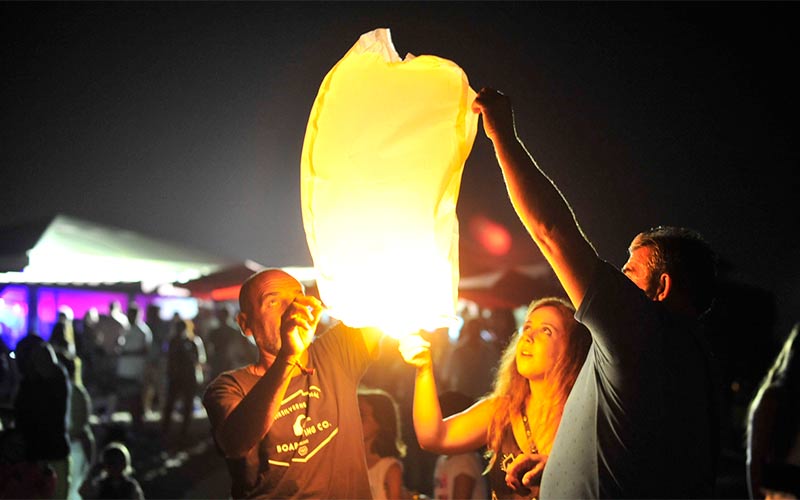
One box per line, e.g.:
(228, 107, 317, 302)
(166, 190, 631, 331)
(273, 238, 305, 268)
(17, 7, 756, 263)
(397, 332, 432, 369)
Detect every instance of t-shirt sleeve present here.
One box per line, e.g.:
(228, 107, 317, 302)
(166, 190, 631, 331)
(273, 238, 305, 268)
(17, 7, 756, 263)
(576, 259, 661, 365)
(202, 373, 245, 433)
(312, 321, 375, 383)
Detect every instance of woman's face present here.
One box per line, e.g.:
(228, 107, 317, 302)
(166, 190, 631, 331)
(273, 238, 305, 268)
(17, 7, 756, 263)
(515, 305, 570, 380)
(358, 398, 379, 442)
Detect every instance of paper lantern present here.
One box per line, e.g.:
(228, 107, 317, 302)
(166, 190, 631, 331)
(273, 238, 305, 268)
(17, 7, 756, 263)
(300, 28, 478, 337)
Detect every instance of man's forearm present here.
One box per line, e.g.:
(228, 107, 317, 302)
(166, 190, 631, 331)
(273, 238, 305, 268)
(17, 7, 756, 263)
(215, 356, 297, 457)
(491, 131, 597, 306)
(493, 133, 581, 250)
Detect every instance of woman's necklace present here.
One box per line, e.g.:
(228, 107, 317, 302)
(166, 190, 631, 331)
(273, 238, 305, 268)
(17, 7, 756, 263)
(521, 413, 539, 454)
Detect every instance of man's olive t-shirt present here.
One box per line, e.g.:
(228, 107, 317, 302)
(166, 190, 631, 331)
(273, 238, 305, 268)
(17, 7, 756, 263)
(203, 323, 376, 499)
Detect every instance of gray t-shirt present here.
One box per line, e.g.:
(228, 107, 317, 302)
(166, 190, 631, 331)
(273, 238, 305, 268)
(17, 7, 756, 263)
(540, 260, 715, 499)
(203, 323, 378, 499)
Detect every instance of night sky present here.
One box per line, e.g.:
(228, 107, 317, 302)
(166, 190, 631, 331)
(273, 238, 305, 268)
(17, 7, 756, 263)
(2, 2, 799, 336)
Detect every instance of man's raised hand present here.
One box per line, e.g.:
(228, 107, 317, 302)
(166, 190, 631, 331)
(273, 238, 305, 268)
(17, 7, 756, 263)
(279, 295, 323, 359)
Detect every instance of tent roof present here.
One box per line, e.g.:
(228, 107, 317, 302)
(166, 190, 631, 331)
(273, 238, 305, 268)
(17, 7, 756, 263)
(176, 262, 319, 301)
(0, 214, 235, 289)
(458, 263, 565, 309)
(177, 260, 266, 298)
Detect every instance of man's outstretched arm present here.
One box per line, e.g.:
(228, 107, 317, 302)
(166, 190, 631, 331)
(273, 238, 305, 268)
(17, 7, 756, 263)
(473, 88, 598, 308)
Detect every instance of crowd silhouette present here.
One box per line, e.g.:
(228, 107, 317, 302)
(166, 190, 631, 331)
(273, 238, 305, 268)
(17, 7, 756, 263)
(0, 285, 537, 499)
(0, 285, 796, 499)
(1, 300, 237, 498)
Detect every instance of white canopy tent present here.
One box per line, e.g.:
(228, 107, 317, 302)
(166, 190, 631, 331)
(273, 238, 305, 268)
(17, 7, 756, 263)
(0, 214, 234, 292)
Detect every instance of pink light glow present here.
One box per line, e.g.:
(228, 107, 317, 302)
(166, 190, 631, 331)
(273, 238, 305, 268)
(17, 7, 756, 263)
(2, 285, 189, 350)
(1, 285, 29, 349)
(37, 287, 132, 343)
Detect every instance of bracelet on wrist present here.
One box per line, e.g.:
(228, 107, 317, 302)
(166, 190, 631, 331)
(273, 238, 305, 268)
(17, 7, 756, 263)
(275, 355, 314, 375)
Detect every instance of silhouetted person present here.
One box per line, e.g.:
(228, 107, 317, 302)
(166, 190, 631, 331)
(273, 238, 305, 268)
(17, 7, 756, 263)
(207, 303, 257, 380)
(94, 302, 128, 401)
(79, 441, 144, 500)
(0, 427, 57, 498)
(484, 307, 519, 350)
(50, 306, 77, 361)
(0, 334, 18, 411)
(747, 322, 800, 499)
(142, 304, 167, 419)
(78, 308, 101, 396)
(441, 317, 500, 400)
(14, 334, 72, 498)
(47, 307, 94, 498)
(45, 308, 93, 499)
(472, 88, 719, 498)
(116, 303, 152, 426)
(97, 301, 129, 356)
(162, 319, 205, 439)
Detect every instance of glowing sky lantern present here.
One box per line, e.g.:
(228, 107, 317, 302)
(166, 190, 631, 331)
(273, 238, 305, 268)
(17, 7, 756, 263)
(301, 28, 478, 337)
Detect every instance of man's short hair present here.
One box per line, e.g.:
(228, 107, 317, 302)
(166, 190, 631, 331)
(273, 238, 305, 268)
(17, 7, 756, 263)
(631, 226, 717, 315)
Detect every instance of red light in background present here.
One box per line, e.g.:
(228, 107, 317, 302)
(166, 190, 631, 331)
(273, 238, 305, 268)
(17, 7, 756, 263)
(470, 215, 512, 256)
(211, 285, 241, 302)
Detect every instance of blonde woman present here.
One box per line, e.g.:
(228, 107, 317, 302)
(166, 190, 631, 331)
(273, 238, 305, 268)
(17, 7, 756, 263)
(400, 297, 590, 499)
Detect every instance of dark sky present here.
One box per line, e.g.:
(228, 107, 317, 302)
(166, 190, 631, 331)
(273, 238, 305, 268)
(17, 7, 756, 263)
(2, 2, 799, 333)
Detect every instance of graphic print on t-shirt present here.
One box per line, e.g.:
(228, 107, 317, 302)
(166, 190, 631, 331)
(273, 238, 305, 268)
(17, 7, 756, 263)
(267, 384, 339, 467)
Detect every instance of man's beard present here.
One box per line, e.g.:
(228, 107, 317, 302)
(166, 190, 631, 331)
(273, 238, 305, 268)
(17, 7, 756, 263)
(263, 336, 281, 357)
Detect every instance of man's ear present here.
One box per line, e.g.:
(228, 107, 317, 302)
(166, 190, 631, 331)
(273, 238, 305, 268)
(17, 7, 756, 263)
(655, 273, 672, 302)
(236, 311, 252, 337)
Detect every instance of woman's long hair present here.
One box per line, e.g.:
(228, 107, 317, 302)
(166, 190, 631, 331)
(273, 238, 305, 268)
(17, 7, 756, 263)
(484, 297, 591, 470)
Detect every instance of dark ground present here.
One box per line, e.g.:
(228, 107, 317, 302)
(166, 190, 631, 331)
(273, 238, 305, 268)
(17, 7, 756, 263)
(94, 408, 749, 500)
(91, 410, 230, 500)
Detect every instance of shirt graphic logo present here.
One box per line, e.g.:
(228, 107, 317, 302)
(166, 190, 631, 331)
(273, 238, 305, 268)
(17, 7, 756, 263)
(293, 415, 309, 437)
(268, 384, 338, 467)
(269, 428, 339, 467)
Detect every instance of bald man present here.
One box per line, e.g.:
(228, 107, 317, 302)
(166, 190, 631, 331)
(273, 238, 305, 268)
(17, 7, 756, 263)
(202, 269, 383, 499)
